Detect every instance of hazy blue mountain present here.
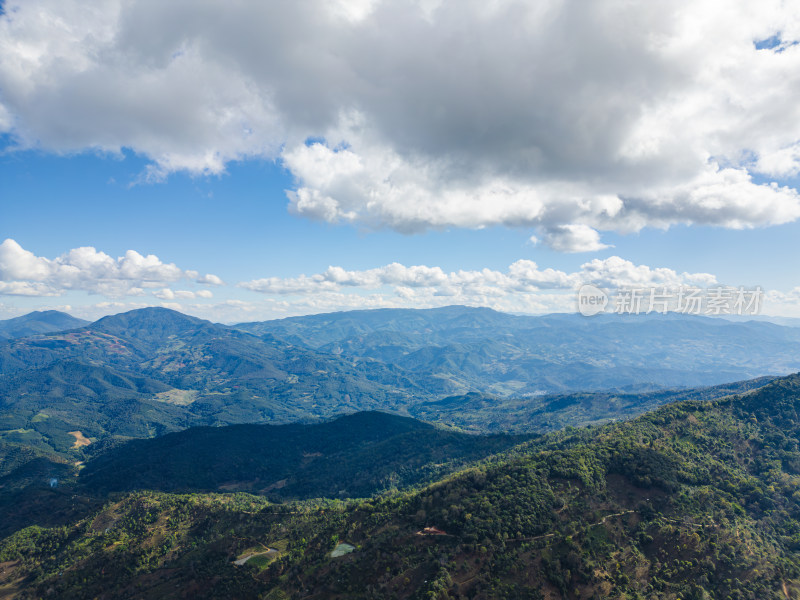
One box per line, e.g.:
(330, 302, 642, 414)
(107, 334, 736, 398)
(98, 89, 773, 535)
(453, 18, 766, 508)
(722, 314, 800, 327)
(409, 375, 776, 433)
(235, 306, 800, 395)
(0, 310, 88, 340)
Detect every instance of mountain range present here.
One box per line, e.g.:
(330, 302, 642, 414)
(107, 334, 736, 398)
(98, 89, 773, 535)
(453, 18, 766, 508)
(2, 305, 799, 460)
(237, 306, 800, 395)
(3, 306, 800, 597)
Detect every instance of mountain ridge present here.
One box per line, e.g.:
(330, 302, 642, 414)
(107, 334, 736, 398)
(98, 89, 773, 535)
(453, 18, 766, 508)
(78, 411, 534, 499)
(0, 310, 88, 340)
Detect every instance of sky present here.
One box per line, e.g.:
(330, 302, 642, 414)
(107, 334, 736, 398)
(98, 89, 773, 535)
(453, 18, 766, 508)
(1, 0, 800, 323)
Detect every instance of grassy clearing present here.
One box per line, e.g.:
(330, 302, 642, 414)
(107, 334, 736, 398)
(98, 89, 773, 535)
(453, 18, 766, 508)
(68, 431, 91, 448)
(153, 389, 199, 406)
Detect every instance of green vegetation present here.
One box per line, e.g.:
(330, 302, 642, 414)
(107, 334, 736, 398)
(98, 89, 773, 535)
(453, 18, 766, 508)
(4, 374, 800, 598)
(79, 411, 533, 499)
(0, 308, 426, 463)
(410, 376, 775, 433)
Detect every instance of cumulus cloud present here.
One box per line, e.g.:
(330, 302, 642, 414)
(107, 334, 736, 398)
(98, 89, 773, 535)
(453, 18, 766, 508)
(240, 257, 719, 312)
(540, 225, 611, 253)
(0, 238, 222, 297)
(153, 288, 214, 300)
(195, 273, 224, 286)
(0, 281, 58, 296)
(3, 1, 800, 249)
(579, 257, 718, 289)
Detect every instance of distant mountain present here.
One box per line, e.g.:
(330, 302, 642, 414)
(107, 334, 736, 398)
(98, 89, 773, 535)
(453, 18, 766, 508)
(89, 306, 212, 341)
(8, 374, 800, 599)
(79, 411, 533, 499)
(0, 308, 431, 459)
(235, 305, 523, 347)
(236, 306, 800, 394)
(3, 305, 800, 463)
(0, 310, 88, 340)
(722, 314, 800, 328)
(409, 375, 777, 433)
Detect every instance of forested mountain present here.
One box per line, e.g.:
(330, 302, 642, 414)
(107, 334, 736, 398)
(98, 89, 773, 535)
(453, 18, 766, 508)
(0, 308, 427, 457)
(236, 306, 800, 394)
(409, 376, 776, 433)
(1, 306, 793, 463)
(0, 310, 88, 340)
(79, 411, 533, 499)
(0, 360, 181, 454)
(4, 374, 800, 598)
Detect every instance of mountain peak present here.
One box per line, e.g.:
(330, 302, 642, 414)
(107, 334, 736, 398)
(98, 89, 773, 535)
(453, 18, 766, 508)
(0, 310, 89, 340)
(89, 307, 216, 341)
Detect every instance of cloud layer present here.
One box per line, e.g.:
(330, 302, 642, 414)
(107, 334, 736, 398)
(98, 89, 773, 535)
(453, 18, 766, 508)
(3, 1, 800, 249)
(0, 239, 221, 298)
(7, 237, 800, 322)
(0, 237, 727, 318)
(240, 256, 719, 315)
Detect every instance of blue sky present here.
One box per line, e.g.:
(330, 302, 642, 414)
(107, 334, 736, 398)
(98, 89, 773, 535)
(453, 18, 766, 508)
(1, 1, 800, 322)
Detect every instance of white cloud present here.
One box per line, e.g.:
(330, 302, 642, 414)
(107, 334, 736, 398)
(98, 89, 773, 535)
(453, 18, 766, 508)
(195, 273, 224, 286)
(579, 257, 718, 289)
(240, 257, 719, 310)
(763, 288, 800, 318)
(0, 281, 59, 296)
(12, 280, 800, 325)
(9, 251, 800, 322)
(3, 1, 800, 248)
(756, 146, 800, 178)
(152, 288, 214, 300)
(541, 225, 611, 253)
(0, 238, 223, 298)
(0, 239, 51, 280)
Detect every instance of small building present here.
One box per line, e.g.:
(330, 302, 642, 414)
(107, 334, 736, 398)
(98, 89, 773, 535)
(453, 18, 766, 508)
(417, 526, 447, 536)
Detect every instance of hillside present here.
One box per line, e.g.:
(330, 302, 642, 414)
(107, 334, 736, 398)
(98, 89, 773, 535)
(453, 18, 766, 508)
(236, 306, 800, 395)
(0, 360, 182, 455)
(79, 411, 533, 499)
(4, 374, 800, 598)
(0, 311, 88, 341)
(409, 376, 776, 433)
(0, 308, 428, 451)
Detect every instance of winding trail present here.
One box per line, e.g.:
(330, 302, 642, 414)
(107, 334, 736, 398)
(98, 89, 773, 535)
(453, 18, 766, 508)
(506, 509, 637, 543)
